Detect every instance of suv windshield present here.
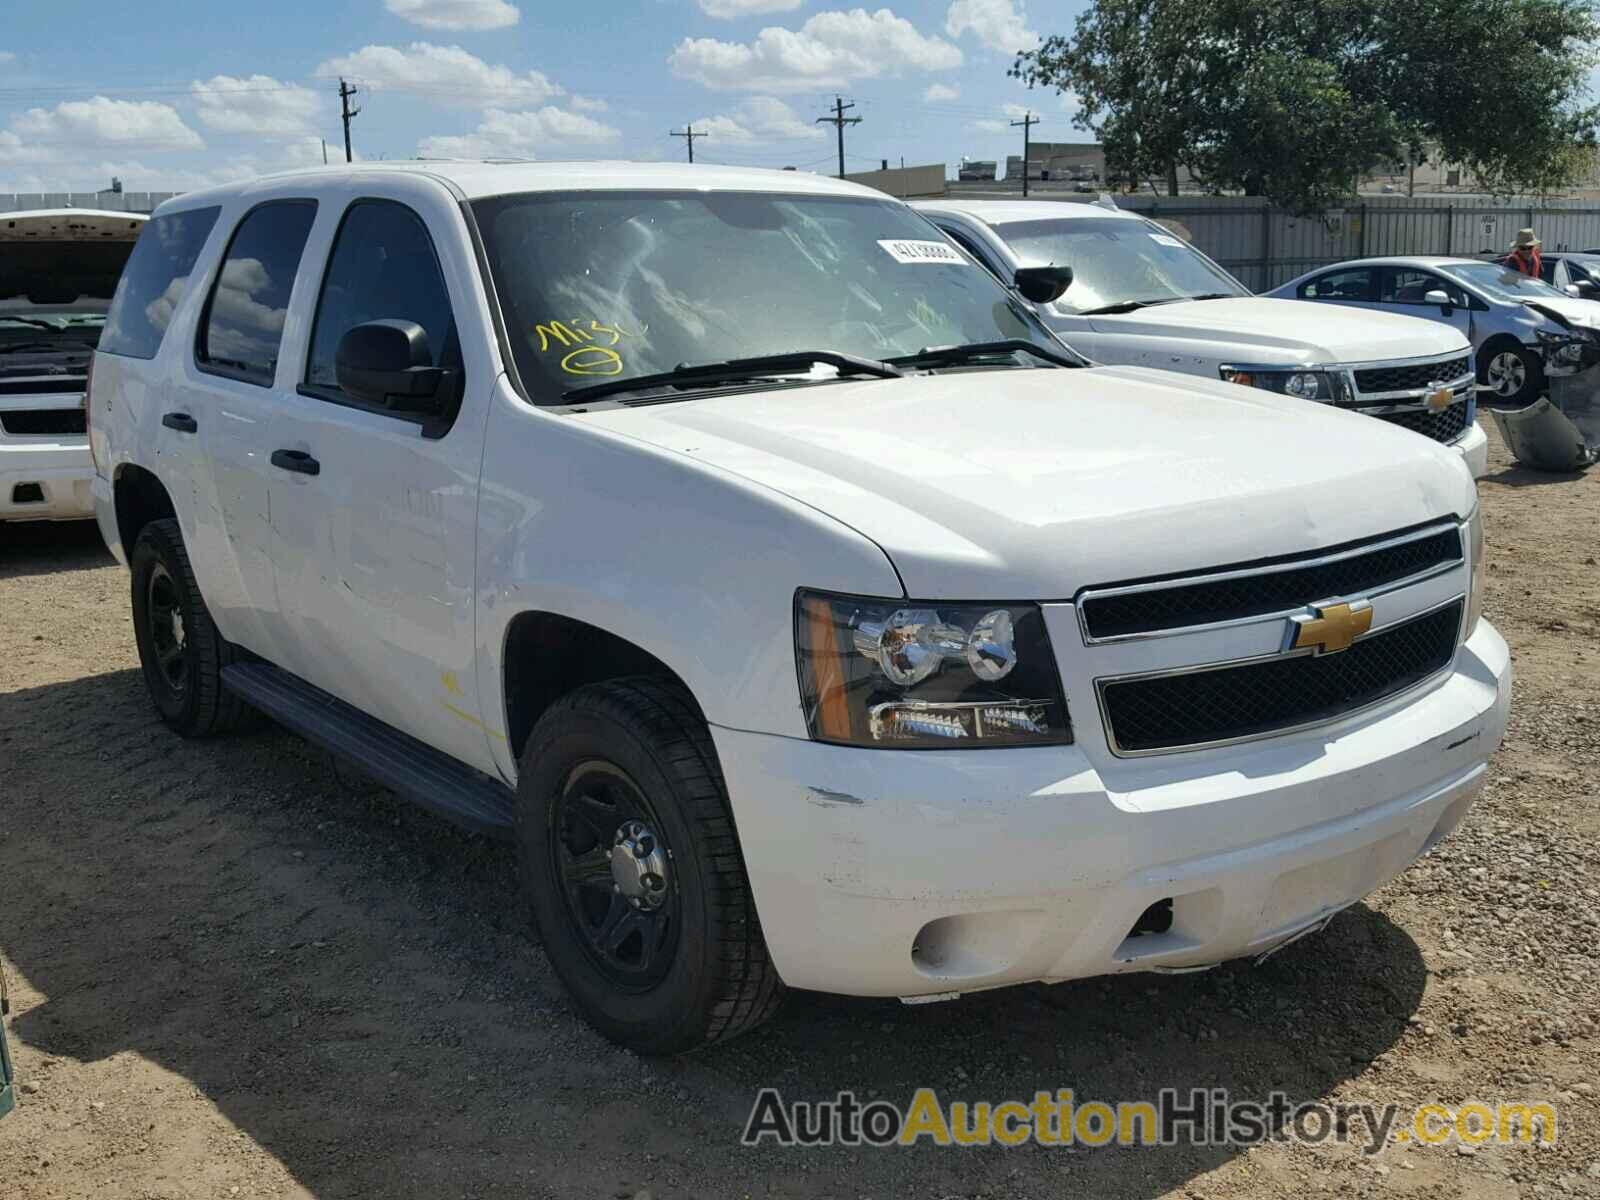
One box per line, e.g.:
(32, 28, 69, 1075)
(1440, 262, 1568, 303)
(992, 217, 1247, 313)
(472, 190, 1054, 402)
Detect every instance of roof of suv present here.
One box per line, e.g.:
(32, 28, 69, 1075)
(912, 198, 1139, 225)
(160, 161, 886, 208)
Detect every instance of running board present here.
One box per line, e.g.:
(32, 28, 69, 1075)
(221, 661, 516, 839)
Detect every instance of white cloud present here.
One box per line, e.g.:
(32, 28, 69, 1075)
(923, 82, 960, 102)
(316, 42, 562, 109)
(670, 7, 962, 92)
(1002, 102, 1030, 118)
(698, 0, 803, 15)
(191, 74, 320, 137)
(968, 119, 1006, 133)
(944, 0, 1038, 55)
(416, 106, 621, 158)
(0, 52, 15, 65)
(4, 97, 204, 158)
(384, 0, 520, 30)
(569, 95, 609, 112)
(691, 96, 825, 145)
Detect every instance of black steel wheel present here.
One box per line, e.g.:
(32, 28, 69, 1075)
(515, 677, 784, 1054)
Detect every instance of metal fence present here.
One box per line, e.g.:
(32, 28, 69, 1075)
(1108, 194, 1600, 291)
(0, 192, 177, 215)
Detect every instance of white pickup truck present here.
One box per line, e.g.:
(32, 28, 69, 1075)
(1, 209, 146, 522)
(93, 163, 1509, 1053)
(913, 199, 1490, 478)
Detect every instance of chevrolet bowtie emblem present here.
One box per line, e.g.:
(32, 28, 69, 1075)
(1426, 384, 1452, 411)
(1288, 600, 1374, 655)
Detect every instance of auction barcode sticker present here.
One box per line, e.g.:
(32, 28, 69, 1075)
(878, 239, 967, 265)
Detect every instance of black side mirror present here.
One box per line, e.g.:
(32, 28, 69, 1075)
(335, 320, 449, 412)
(1014, 265, 1074, 305)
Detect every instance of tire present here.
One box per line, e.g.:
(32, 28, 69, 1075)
(515, 676, 784, 1054)
(1478, 340, 1542, 406)
(129, 518, 248, 737)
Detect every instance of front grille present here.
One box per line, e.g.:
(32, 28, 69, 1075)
(1353, 356, 1471, 394)
(1079, 526, 1462, 640)
(0, 377, 83, 396)
(1374, 401, 1471, 445)
(0, 408, 87, 435)
(1099, 600, 1463, 754)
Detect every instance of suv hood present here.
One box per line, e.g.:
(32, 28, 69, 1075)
(580, 366, 1475, 599)
(1065, 296, 1467, 365)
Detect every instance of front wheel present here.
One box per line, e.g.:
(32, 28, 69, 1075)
(1479, 341, 1542, 406)
(515, 677, 783, 1054)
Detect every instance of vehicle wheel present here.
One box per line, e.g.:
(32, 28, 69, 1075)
(515, 676, 784, 1054)
(1479, 341, 1542, 406)
(129, 518, 248, 737)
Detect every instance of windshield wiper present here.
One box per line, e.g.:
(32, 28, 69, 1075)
(884, 339, 1082, 370)
(0, 340, 92, 355)
(1185, 292, 1234, 302)
(561, 350, 903, 403)
(0, 316, 58, 331)
(1076, 297, 1189, 315)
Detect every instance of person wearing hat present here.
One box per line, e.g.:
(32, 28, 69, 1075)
(1505, 228, 1542, 278)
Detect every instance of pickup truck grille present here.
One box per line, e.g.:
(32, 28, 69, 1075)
(1079, 525, 1463, 640)
(0, 408, 87, 436)
(1353, 355, 1471, 394)
(1374, 400, 1471, 444)
(1099, 600, 1463, 754)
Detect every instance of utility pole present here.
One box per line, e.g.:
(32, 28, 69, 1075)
(816, 96, 860, 179)
(338, 78, 360, 164)
(670, 124, 705, 163)
(1011, 110, 1039, 197)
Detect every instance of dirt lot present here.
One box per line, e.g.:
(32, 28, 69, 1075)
(1, 418, 1596, 1199)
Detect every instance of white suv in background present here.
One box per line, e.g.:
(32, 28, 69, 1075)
(913, 199, 1490, 478)
(1, 209, 146, 522)
(92, 163, 1508, 1053)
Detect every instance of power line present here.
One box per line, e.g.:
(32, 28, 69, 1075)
(670, 123, 705, 164)
(1010, 109, 1040, 197)
(338, 78, 360, 164)
(815, 95, 861, 179)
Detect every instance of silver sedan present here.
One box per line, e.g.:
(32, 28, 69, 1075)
(1269, 256, 1600, 406)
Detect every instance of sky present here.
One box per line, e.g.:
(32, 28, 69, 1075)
(0, 0, 1093, 194)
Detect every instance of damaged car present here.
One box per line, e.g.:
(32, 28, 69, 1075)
(1, 208, 147, 524)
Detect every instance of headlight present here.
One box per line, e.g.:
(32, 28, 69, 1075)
(795, 591, 1071, 748)
(1219, 366, 1336, 401)
(1464, 506, 1484, 638)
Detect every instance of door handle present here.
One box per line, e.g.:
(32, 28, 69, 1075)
(161, 411, 198, 434)
(270, 449, 320, 476)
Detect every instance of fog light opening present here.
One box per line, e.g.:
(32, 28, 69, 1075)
(11, 483, 44, 504)
(1128, 898, 1174, 938)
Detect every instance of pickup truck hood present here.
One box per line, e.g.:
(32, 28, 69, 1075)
(1065, 297, 1467, 366)
(580, 366, 1475, 599)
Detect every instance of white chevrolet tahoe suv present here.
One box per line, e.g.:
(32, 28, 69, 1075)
(2, 209, 145, 522)
(92, 163, 1510, 1054)
(913, 199, 1491, 479)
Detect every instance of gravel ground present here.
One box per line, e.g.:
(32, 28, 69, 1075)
(0, 417, 1595, 1199)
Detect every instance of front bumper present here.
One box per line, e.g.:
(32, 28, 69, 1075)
(715, 619, 1509, 998)
(0, 440, 94, 521)
(1454, 419, 1489, 478)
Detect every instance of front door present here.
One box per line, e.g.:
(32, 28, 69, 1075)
(264, 186, 497, 773)
(1376, 267, 1473, 342)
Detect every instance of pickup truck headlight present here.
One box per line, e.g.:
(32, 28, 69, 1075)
(1219, 366, 1338, 401)
(1464, 506, 1485, 638)
(795, 591, 1072, 748)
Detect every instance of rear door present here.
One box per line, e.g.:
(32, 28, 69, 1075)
(1293, 265, 1378, 312)
(176, 198, 318, 659)
(264, 180, 496, 771)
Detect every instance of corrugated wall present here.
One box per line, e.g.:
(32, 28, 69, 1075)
(0, 192, 177, 214)
(1092, 194, 1600, 291)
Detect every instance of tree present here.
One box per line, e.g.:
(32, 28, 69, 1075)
(1011, 0, 1600, 213)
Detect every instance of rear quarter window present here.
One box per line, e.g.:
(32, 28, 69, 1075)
(99, 207, 221, 360)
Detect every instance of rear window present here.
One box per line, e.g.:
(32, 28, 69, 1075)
(99, 207, 221, 360)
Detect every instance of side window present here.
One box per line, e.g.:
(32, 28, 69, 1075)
(304, 200, 460, 408)
(1381, 269, 1465, 307)
(99, 206, 220, 359)
(196, 200, 318, 387)
(940, 225, 1003, 281)
(1299, 268, 1373, 301)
